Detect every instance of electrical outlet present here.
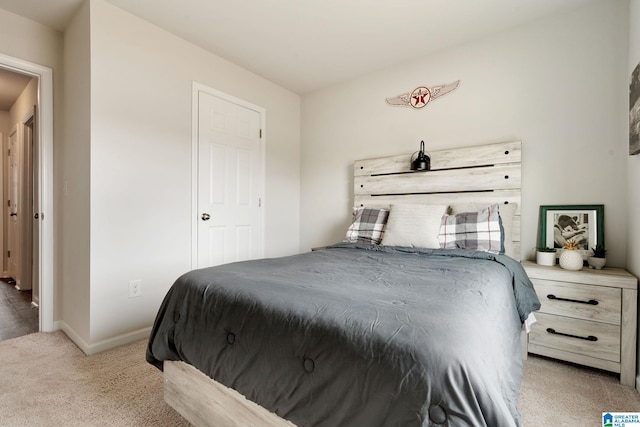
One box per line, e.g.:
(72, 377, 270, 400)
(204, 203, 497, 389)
(129, 280, 142, 298)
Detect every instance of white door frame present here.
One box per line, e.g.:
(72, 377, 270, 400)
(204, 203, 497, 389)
(0, 53, 54, 332)
(7, 123, 21, 286)
(20, 108, 36, 294)
(191, 82, 266, 269)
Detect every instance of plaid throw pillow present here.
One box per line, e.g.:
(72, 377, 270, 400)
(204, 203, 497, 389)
(438, 203, 504, 254)
(344, 207, 389, 245)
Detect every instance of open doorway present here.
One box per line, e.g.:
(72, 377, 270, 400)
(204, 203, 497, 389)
(0, 53, 54, 334)
(1, 72, 39, 339)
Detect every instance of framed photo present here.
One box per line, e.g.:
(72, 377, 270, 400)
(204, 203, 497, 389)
(538, 205, 604, 260)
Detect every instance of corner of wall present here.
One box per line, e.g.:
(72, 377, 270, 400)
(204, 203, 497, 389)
(627, 0, 640, 395)
(56, 320, 151, 355)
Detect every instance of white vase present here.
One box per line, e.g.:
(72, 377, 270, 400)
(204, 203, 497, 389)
(559, 250, 583, 270)
(536, 251, 556, 266)
(587, 257, 606, 270)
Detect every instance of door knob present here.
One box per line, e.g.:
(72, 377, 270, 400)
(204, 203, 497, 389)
(9, 212, 17, 217)
(201, 213, 211, 221)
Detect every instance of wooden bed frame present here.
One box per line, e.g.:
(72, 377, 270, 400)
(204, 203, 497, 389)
(353, 140, 522, 259)
(164, 140, 523, 426)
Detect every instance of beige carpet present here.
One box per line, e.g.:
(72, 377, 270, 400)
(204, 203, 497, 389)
(520, 353, 640, 425)
(0, 331, 189, 426)
(0, 331, 638, 426)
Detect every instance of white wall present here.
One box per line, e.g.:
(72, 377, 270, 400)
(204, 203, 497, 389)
(84, 0, 300, 345)
(9, 78, 37, 127)
(627, 0, 640, 389)
(301, 1, 629, 266)
(0, 111, 8, 136)
(0, 9, 62, 68)
(61, 0, 91, 343)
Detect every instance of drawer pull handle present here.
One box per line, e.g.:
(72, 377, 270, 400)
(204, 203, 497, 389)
(546, 294, 598, 305)
(546, 327, 598, 342)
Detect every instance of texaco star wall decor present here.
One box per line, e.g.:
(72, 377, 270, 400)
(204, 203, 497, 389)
(386, 80, 460, 109)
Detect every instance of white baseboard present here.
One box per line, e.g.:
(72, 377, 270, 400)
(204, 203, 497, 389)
(55, 321, 152, 355)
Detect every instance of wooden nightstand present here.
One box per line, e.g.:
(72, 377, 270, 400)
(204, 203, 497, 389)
(521, 261, 638, 387)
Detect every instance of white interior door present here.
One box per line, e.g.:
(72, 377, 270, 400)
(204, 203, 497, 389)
(7, 126, 19, 283)
(196, 90, 263, 268)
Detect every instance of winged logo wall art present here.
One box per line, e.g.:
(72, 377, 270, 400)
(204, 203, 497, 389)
(386, 80, 460, 110)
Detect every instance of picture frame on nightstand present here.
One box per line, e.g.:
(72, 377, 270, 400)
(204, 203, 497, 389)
(538, 204, 604, 261)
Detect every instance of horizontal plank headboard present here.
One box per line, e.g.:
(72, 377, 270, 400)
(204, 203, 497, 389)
(353, 141, 522, 259)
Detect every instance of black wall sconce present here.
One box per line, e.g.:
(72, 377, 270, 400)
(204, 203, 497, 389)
(410, 140, 431, 171)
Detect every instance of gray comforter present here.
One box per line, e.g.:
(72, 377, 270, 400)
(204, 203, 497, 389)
(147, 243, 540, 426)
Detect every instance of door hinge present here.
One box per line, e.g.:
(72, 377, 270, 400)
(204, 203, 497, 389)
(7, 149, 10, 156)
(258, 198, 262, 207)
(259, 129, 262, 138)
(7, 250, 10, 258)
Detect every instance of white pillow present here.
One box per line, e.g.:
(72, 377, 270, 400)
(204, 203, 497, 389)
(381, 204, 448, 248)
(450, 203, 517, 258)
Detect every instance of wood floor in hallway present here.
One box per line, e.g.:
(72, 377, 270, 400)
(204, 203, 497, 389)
(0, 279, 38, 341)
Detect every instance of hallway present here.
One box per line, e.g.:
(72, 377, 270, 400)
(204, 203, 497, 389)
(0, 279, 38, 341)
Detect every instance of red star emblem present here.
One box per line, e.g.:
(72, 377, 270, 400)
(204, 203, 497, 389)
(410, 87, 431, 109)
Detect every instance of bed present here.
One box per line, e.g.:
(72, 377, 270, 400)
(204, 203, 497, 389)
(146, 140, 540, 427)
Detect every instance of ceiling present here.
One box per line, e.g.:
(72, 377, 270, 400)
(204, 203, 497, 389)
(0, 68, 33, 111)
(0, 0, 598, 97)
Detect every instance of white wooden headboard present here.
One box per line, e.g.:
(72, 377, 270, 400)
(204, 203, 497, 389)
(353, 141, 522, 259)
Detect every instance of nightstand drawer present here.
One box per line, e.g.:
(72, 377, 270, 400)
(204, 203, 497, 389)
(530, 312, 620, 362)
(532, 279, 621, 325)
